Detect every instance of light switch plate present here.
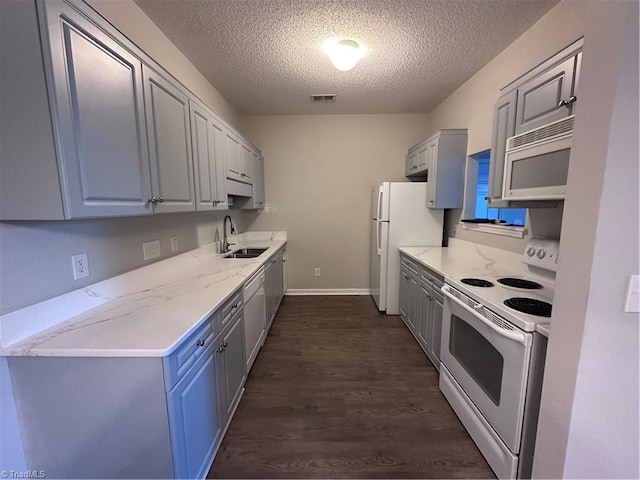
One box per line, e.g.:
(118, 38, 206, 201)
(624, 275, 640, 313)
(170, 236, 179, 252)
(143, 240, 161, 261)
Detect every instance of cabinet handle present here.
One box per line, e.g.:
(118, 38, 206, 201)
(196, 339, 205, 347)
(558, 95, 577, 108)
(223, 340, 228, 348)
(428, 200, 434, 205)
(232, 302, 239, 309)
(484, 196, 490, 201)
(157, 197, 164, 203)
(148, 198, 157, 204)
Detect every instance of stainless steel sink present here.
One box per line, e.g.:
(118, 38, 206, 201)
(223, 247, 268, 259)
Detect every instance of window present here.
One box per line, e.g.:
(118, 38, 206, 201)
(475, 152, 526, 226)
(461, 150, 527, 238)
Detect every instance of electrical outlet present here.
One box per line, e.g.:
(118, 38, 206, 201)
(143, 240, 161, 261)
(72, 253, 89, 280)
(314, 267, 320, 277)
(170, 236, 179, 252)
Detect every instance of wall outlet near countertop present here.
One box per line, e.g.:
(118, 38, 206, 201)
(314, 267, 320, 277)
(143, 240, 161, 261)
(71, 253, 89, 280)
(170, 236, 179, 252)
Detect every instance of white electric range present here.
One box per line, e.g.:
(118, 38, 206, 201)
(439, 238, 558, 479)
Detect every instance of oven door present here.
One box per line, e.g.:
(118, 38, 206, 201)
(440, 285, 532, 453)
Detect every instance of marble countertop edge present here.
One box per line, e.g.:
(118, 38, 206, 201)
(1, 232, 287, 357)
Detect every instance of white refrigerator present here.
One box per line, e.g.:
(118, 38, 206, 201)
(370, 182, 444, 314)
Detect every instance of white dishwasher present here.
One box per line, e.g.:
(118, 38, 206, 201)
(243, 267, 266, 372)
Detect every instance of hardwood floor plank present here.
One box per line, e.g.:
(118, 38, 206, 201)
(209, 296, 495, 479)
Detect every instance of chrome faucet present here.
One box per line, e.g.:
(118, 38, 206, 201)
(222, 215, 236, 253)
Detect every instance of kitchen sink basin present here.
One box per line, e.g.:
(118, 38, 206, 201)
(223, 247, 268, 259)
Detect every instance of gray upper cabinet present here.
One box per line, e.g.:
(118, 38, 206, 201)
(189, 99, 228, 211)
(243, 151, 265, 209)
(10, 0, 153, 219)
(514, 55, 576, 135)
(488, 90, 517, 205)
(424, 130, 468, 209)
(225, 132, 243, 183)
(226, 137, 254, 185)
(406, 130, 468, 208)
(487, 38, 582, 205)
(143, 66, 195, 213)
(240, 144, 254, 185)
(1, 0, 263, 220)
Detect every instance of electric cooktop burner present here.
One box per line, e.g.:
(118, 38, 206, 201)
(461, 278, 494, 287)
(498, 277, 543, 290)
(504, 297, 552, 317)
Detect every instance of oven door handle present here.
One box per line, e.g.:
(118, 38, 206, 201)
(441, 285, 530, 346)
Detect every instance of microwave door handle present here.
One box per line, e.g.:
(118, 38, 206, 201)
(441, 285, 530, 346)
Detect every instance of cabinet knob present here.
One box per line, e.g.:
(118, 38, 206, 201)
(558, 95, 577, 108)
(157, 197, 164, 203)
(148, 198, 157, 204)
(196, 339, 205, 347)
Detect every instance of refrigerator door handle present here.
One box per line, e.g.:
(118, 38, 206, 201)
(377, 186, 384, 220)
(376, 221, 382, 255)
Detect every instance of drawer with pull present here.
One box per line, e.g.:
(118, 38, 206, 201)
(163, 316, 215, 391)
(218, 288, 243, 331)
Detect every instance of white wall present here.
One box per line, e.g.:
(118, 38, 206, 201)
(533, 1, 639, 477)
(240, 114, 430, 291)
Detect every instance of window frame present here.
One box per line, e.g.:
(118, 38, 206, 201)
(460, 150, 527, 239)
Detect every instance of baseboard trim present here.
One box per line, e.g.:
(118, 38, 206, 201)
(285, 289, 371, 296)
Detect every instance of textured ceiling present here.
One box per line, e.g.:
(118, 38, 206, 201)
(134, 0, 558, 115)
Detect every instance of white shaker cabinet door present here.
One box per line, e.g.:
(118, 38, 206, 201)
(40, 0, 152, 218)
(143, 66, 195, 213)
(224, 132, 242, 183)
(189, 100, 228, 211)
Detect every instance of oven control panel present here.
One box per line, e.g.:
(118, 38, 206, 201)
(523, 238, 560, 271)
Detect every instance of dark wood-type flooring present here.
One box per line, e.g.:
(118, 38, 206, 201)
(208, 295, 495, 479)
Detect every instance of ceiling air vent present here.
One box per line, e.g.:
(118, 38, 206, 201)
(310, 94, 336, 103)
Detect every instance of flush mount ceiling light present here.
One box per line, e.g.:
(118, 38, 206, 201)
(322, 39, 365, 71)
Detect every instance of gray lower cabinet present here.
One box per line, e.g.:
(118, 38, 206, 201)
(399, 258, 419, 335)
(143, 65, 196, 213)
(399, 253, 444, 370)
(7, 292, 250, 479)
(217, 309, 247, 420)
(190, 99, 229, 211)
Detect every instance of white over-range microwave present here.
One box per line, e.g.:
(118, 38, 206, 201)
(503, 115, 575, 201)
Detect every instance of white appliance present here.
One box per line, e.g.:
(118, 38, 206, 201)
(503, 115, 574, 201)
(439, 238, 559, 479)
(244, 267, 266, 372)
(370, 182, 444, 314)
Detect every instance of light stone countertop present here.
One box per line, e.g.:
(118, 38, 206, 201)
(399, 238, 525, 279)
(0, 232, 286, 358)
(399, 239, 551, 338)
